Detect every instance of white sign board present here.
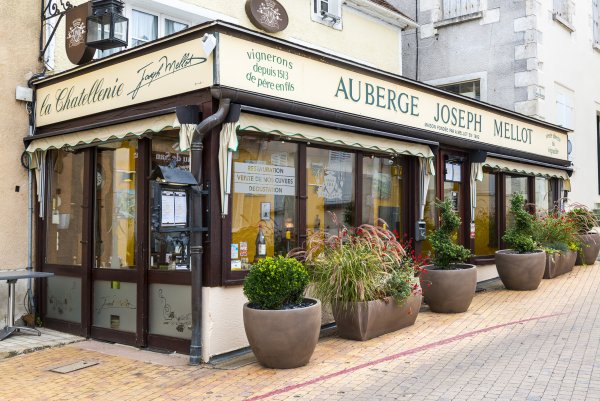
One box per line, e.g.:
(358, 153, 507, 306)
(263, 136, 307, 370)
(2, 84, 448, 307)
(233, 162, 296, 196)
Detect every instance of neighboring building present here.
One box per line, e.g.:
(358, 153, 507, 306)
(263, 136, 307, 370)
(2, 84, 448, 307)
(28, 0, 569, 362)
(399, 0, 600, 210)
(0, 1, 42, 325)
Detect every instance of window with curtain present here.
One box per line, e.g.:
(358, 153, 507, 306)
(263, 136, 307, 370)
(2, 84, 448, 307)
(534, 177, 555, 213)
(131, 9, 158, 47)
(474, 169, 497, 256)
(362, 156, 405, 235)
(165, 19, 188, 36)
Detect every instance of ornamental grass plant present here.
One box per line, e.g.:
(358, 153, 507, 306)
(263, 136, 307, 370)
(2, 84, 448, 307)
(292, 216, 422, 309)
(566, 204, 599, 234)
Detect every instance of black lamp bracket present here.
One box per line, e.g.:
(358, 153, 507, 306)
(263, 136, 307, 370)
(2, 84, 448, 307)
(39, 0, 74, 61)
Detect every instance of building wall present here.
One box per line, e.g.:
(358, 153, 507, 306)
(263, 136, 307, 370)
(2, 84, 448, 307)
(0, 1, 42, 320)
(49, 0, 404, 75)
(400, 0, 600, 208)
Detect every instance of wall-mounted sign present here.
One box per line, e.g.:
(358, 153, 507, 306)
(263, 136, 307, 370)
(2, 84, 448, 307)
(218, 34, 568, 161)
(233, 162, 295, 196)
(65, 2, 96, 65)
(36, 37, 213, 126)
(245, 0, 289, 33)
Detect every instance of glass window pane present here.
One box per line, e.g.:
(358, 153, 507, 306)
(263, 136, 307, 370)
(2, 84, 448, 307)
(165, 19, 188, 35)
(92, 280, 136, 332)
(421, 175, 437, 257)
(505, 175, 529, 228)
(149, 283, 191, 339)
(231, 137, 298, 271)
(306, 148, 355, 236)
(46, 276, 82, 323)
(46, 151, 85, 266)
(131, 10, 158, 47)
(474, 170, 498, 256)
(362, 156, 404, 234)
(535, 177, 554, 212)
(95, 141, 138, 269)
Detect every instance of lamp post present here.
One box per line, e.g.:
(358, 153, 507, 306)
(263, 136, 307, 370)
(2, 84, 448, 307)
(86, 0, 128, 50)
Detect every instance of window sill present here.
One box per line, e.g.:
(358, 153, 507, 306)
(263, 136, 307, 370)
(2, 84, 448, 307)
(434, 11, 483, 29)
(552, 13, 575, 33)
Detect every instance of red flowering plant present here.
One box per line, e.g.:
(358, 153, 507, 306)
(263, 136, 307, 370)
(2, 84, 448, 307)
(290, 214, 421, 311)
(533, 207, 579, 254)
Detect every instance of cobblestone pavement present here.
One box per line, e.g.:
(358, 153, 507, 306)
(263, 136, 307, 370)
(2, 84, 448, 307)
(1, 264, 600, 401)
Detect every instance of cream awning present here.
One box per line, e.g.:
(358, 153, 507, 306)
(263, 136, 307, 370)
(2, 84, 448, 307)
(26, 114, 180, 153)
(483, 157, 570, 180)
(236, 113, 435, 161)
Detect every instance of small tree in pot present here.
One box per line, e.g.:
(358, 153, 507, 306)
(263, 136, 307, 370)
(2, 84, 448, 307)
(496, 193, 546, 290)
(420, 198, 476, 313)
(566, 204, 600, 265)
(243, 256, 321, 369)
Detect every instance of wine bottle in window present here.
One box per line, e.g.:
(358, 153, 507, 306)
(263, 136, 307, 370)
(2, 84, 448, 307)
(255, 224, 267, 262)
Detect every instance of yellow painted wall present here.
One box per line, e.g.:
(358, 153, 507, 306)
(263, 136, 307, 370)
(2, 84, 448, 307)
(0, 1, 42, 322)
(50, 0, 401, 74)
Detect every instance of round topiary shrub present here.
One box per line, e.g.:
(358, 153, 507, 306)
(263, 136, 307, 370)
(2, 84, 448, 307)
(243, 256, 309, 310)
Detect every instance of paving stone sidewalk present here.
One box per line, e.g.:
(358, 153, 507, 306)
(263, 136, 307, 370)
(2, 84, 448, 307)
(1, 264, 599, 401)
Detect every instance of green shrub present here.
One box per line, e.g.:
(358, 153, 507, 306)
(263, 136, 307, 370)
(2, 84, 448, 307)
(428, 199, 471, 269)
(502, 193, 537, 253)
(243, 256, 309, 310)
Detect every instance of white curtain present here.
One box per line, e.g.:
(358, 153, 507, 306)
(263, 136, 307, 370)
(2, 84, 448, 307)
(218, 123, 239, 216)
(31, 150, 47, 218)
(419, 157, 435, 221)
(470, 162, 484, 223)
(131, 10, 158, 47)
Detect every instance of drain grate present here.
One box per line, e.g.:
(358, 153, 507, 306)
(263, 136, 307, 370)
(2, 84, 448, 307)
(50, 360, 99, 374)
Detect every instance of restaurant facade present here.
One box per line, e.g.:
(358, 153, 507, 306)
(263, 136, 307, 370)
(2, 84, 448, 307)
(28, 21, 570, 361)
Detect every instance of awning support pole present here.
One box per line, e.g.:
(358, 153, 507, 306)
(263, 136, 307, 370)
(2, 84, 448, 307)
(189, 99, 231, 366)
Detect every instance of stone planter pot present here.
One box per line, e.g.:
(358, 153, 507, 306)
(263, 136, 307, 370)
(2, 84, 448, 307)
(544, 250, 577, 279)
(332, 294, 421, 341)
(243, 298, 321, 369)
(495, 250, 545, 291)
(575, 233, 600, 265)
(419, 264, 477, 313)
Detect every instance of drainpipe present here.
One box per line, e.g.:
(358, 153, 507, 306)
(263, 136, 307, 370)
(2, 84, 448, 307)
(189, 98, 231, 366)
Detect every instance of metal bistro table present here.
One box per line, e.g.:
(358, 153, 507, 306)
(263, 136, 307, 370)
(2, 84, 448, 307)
(0, 270, 53, 341)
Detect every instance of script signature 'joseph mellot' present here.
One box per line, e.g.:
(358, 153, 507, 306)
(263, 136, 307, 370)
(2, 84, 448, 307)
(128, 53, 207, 100)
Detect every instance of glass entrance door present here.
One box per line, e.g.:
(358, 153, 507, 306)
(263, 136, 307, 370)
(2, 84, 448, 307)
(91, 141, 139, 343)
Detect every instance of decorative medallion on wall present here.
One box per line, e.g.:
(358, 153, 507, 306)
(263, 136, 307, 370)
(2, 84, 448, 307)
(245, 0, 289, 33)
(65, 2, 96, 65)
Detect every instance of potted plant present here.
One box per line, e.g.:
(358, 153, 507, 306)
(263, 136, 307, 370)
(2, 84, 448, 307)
(533, 210, 578, 279)
(566, 204, 600, 265)
(419, 198, 476, 313)
(495, 193, 546, 290)
(299, 221, 422, 341)
(242, 256, 321, 369)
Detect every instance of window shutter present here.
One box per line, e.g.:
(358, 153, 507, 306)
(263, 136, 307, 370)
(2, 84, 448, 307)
(594, 0, 600, 44)
(443, 0, 480, 20)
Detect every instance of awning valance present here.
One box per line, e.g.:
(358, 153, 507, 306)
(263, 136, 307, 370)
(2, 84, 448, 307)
(483, 157, 570, 180)
(236, 113, 435, 162)
(26, 114, 180, 153)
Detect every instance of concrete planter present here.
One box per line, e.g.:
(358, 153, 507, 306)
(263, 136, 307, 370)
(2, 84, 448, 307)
(243, 298, 321, 369)
(332, 294, 421, 341)
(544, 250, 577, 279)
(419, 264, 477, 313)
(495, 250, 545, 291)
(575, 233, 600, 265)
